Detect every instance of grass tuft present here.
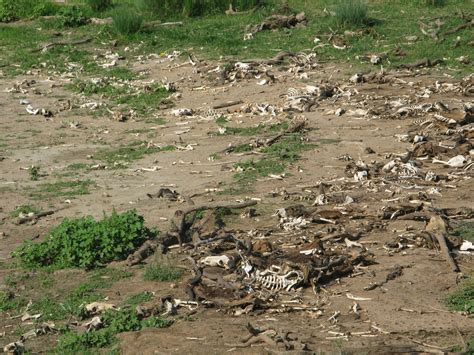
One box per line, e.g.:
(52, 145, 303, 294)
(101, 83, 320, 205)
(334, 0, 370, 28)
(144, 262, 183, 281)
(113, 8, 143, 35)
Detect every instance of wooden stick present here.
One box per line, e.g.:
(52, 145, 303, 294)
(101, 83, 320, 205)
(212, 100, 243, 110)
(32, 37, 92, 53)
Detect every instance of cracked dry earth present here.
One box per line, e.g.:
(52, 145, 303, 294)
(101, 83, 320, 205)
(0, 52, 473, 354)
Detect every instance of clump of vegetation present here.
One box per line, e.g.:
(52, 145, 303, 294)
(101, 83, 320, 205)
(86, 0, 112, 12)
(13, 210, 157, 269)
(56, 6, 90, 27)
(445, 277, 474, 314)
(0, 0, 59, 22)
(333, 0, 370, 28)
(144, 262, 182, 281)
(28, 165, 40, 181)
(112, 8, 143, 35)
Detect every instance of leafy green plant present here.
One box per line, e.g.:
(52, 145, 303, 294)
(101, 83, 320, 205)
(445, 278, 474, 314)
(112, 8, 143, 35)
(0, 0, 58, 22)
(86, 0, 112, 12)
(28, 165, 40, 181)
(13, 210, 157, 269)
(144, 262, 182, 281)
(333, 0, 370, 28)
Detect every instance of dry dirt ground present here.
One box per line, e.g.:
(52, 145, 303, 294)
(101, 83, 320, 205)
(0, 50, 473, 354)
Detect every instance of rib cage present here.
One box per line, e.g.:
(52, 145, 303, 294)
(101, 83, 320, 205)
(253, 267, 304, 292)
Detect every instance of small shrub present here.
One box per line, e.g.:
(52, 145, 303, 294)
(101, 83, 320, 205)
(86, 0, 112, 12)
(28, 165, 40, 181)
(13, 210, 157, 269)
(144, 262, 182, 281)
(334, 0, 370, 28)
(112, 8, 143, 35)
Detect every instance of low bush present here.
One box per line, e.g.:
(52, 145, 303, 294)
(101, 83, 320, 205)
(112, 8, 143, 35)
(13, 210, 156, 269)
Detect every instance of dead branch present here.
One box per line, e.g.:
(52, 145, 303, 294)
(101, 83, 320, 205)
(222, 120, 306, 154)
(15, 210, 55, 225)
(264, 120, 306, 146)
(177, 200, 257, 245)
(212, 100, 243, 110)
(398, 58, 443, 69)
(247, 51, 297, 66)
(425, 215, 459, 273)
(246, 12, 306, 34)
(445, 18, 474, 35)
(32, 37, 92, 53)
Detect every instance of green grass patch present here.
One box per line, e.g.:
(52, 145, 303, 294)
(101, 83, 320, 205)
(215, 121, 289, 136)
(95, 142, 175, 168)
(13, 210, 157, 269)
(143, 262, 183, 281)
(55, 309, 171, 352)
(123, 291, 153, 307)
(445, 277, 474, 314)
(30, 179, 95, 199)
(0, 291, 28, 313)
(67, 163, 89, 171)
(226, 134, 313, 193)
(452, 222, 474, 242)
(10, 205, 40, 218)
